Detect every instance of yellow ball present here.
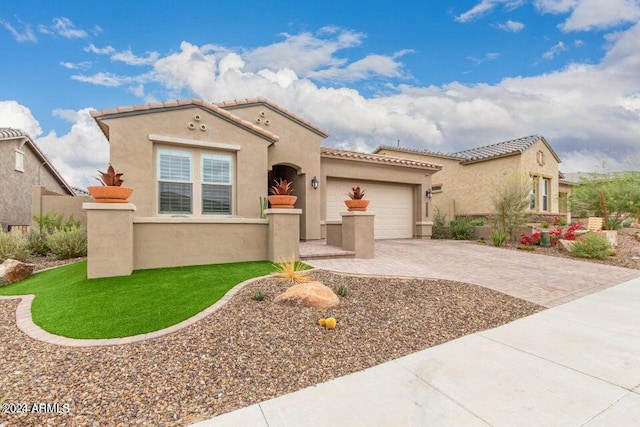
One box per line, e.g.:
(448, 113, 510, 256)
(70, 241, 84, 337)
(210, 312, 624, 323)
(325, 317, 337, 329)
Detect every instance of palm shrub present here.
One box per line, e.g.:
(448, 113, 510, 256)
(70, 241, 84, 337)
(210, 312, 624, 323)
(0, 231, 30, 261)
(449, 215, 474, 240)
(569, 233, 613, 260)
(46, 226, 88, 260)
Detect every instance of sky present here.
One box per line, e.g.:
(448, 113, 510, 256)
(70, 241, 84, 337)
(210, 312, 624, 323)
(1, 0, 639, 188)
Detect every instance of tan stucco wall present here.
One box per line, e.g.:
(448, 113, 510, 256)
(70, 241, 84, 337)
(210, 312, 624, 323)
(32, 186, 90, 227)
(223, 104, 325, 240)
(101, 107, 271, 218)
(132, 219, 268, 270)
(320, 157, 433, 235)
(520, 140, 561, 214)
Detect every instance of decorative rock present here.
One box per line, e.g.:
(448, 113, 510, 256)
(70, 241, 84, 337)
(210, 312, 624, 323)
(558, 239, 576, 252)
(0, 259, 36, 286)
(274, 281, 340, 309)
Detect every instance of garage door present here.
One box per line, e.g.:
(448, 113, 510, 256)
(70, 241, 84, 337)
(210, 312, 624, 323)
(326, 179, 414, 239)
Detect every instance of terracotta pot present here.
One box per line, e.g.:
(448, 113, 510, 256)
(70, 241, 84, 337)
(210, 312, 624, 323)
(344, 199, 370, 211)
(268, 195, 297, 209)
(87, 186, 134, 203)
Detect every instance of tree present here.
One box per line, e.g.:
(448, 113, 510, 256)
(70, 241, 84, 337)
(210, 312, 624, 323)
(491, 172, 532, 241)
(571, 171, 640, 229)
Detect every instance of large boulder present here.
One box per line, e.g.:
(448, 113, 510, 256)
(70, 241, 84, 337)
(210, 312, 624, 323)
(274, 281, 340, 309)
(0, 259, 36, 286)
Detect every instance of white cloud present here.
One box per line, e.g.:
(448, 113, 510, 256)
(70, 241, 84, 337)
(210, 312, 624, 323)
(60, 61, 91, 70)
(466, 52, 500, 65)
(36, 108, 108, 188)
(50, 17, 89, 39)
(0, 19, 37, 42)
(111, 49, 160, 66)
(0, 101, 42, 137)
(456, 0, 526, 22)
(70, 71, 151, 87)
(543, 0, 640, 31)
(308, 53, 408, 82)
(496, 20, 525, 32)
(84, 44, 116, 55)
(542, 41, 567, 59)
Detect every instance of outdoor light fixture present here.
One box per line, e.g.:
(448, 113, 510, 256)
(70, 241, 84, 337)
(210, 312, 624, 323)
(311, 176, 319, 189)
(426, 190, 432, 199)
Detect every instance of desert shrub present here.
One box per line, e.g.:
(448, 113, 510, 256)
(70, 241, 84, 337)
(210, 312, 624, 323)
(46, 226, 87, 260)
(431, 207, 448, 239)
(490, 227, 508, 247)
(470, 218, 486, 226)
(569, 233, 613, 260)
(491, 173, 532, 241)
(449, 216, 474, 240)
(29, 213, 82, 256)
(272, 255, 310, 284)
(0, 231, 30, 261)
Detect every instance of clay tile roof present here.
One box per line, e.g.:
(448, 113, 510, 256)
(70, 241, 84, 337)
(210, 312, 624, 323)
(0, 128, 75, 195)
(90, 99, 279, 143)
(320, 146, 442, 170)
(216, 97, 330, 138)
(374, 145, 462, 160)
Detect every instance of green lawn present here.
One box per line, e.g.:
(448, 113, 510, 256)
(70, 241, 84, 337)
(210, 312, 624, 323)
(0, 260, 275, 339)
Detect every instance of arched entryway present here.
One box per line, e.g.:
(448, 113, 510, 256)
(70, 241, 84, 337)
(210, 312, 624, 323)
(268, 163, 308, 238)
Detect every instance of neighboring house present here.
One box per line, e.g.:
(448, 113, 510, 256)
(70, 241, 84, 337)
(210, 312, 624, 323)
(0, 128, 75, 232)
(90, 98, 441, 248)
(375, 135, 572, 220)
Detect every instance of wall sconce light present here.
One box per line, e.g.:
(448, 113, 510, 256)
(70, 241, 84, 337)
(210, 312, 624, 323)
(311, 176, 319, 189)
(426, 190, 432, 199)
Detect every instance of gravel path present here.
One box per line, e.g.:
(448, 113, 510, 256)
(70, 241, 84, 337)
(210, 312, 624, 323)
(0, 271, 541, 426)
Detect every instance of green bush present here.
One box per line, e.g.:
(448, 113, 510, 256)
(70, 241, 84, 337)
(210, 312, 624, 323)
(46, 226, 87, 260)
(449, 216, 474, 240)
(0, 232, 30, 261)
(431, 207, 448, 239)
(470, 218, 486, 226)
(569, 233, 613, 260)
(490, 227, 508, 247)
(29, 213, 82, 256)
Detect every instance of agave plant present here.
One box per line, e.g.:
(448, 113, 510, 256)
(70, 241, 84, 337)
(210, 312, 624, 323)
(272, 255, 310, 284)
(347, 186, 366, 200)
(96, 164, 124, 187)
(269, 178, 293, 195)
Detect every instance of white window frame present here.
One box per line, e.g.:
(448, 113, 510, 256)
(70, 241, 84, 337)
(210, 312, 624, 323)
(155, 146, 235, 216)
(14, 149, 24, 172)
(201, 152, 233, 215)
(529, 176, 538, 210)
(542, 178, 550, 212)
(157, 148, 193, 214)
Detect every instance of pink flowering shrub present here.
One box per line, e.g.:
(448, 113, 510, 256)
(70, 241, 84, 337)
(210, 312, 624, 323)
(520, 222, 584, 246)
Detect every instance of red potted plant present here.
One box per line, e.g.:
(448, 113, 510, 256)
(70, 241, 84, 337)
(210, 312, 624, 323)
(87, 164, 133, 203)
(268, 178, 297, 208)
(344, 186, 370, 211)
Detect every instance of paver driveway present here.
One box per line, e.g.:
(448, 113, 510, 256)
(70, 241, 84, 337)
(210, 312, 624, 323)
(304, 239, 640, 307)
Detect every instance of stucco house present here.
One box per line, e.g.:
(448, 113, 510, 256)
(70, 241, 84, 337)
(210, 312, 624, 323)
(87, 98, 440, 275)
(0, 128, 76, 232)
(375, 135, 572, 221)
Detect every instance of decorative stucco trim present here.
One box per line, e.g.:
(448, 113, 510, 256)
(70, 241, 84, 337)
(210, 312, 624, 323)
(148, 134, 241, 151)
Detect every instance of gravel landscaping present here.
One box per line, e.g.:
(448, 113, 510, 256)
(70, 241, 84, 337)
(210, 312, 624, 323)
(0, 270, 541, 426)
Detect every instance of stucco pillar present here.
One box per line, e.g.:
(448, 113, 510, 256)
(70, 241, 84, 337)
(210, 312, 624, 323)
(416, 221, 433, 239)
(83, 203, 136, 279)
(265, 208, 302, 262)
(325, 221, 342, 247)
(341, 212, 375, 259)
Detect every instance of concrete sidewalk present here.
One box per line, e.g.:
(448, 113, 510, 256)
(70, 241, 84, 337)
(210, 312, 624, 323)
(193, 276, 640, 427)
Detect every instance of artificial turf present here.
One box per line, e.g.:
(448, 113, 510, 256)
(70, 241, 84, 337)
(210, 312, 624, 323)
(0, 260, 275, 339)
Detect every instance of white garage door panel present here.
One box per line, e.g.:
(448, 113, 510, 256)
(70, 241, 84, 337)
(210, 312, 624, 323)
(326, 180, 414, 239)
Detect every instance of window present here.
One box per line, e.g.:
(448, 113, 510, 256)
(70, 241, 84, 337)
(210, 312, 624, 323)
(158, 149, 192, 214)
(542, 178, 550, 211)
(202, 153, 232, 214)
(14, 149, 24, 172)
(530, 177, 537, 210)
